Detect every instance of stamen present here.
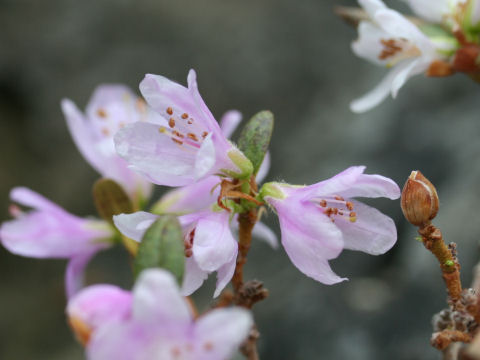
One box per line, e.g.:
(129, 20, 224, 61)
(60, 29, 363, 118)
(97, 108, 107, 118)
(317, 195, 357, 223)
(379, 39, 403, 60)
(187, 119, 193, 124)
(169, 118, 176, 128)
(166, 107, 173, 115)
(172, 138, 183, 145)
(181, 113, 189, 119)
(187, 133, 199, 141)
(202, 131, 208, 138)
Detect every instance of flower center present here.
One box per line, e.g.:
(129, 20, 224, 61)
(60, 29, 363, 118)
(378, 38, 421, 66)
(316, 195, 357, 223)
(158, 106, 210, 150)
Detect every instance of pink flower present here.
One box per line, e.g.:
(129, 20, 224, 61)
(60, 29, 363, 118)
(262, 166, 400, 284)
(61, 85, 161, 203)
(114, 70, 253, 187)
(0, 187, 114, 297)
(67, 269, 253, 360)
(113, 209, 237, 297)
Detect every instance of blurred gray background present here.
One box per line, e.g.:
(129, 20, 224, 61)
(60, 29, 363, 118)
(1, 0, 479, 359)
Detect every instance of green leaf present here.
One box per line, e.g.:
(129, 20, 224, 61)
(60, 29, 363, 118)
(92, 178, 134, 225)
(237, 110, 274, 175)
(134, 215, 185, 284)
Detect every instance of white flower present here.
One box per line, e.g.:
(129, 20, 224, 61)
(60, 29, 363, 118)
(350, 0, 453, 112)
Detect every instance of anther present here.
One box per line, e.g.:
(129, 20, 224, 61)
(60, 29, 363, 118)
(346, 201, 354, 211)
(181, 113, 189, 119)
(202, 131, 208, 138)
(187, 119, 193, 124)
(319, 200, 327, 207)
(101, 128, 110, 136)
(187, 133, 199, 141)
(172, 138, 183, 145)
(166, 107, 173, 115)
(334, 196, 345, 201)
(97, 109, 107, 118)
(169, 118, 176, 128)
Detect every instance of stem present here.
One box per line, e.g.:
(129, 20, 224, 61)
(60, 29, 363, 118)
(419, 223, 463, 307)
(232, 209, 257, 293)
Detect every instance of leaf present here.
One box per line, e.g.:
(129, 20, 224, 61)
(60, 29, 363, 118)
(92, 178, 134, 225)
(237, 110, 274, 175)
(134, 215, 185, 284)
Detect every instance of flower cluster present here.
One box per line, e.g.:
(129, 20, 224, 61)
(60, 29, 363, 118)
(0, 69, 400, 359)
(346, 0, 480, 112)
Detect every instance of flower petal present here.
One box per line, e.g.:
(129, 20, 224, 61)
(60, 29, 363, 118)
(268, 198, 346, 284)
(67, 284, 132, 334)
(403, 0, 449, 23)
(219, 110, 242, 138)
(113, 212, 159, 242)
(252, 220, 278, 249)
(194, 308, 253, 360)
(1, 189, 111, 259)
(358, 0, 387, 18)
(255, 152, 271, 184)
(132, 269, 192, 325)
(115, 122, 198, 187)
(337, 173, 400, 200)
(350, 60, 416, 113)
(191, 212, 237, 272)
(10, 187, 64, 213)
(194, 133, 216, 180)
(65, 252, 99, 298)
(181, 257, 209, 296)
(352, 21, 391, 66)
(61, 99, 104, 173)
(214, 248, 237, 298)
(303, 166, 365, 198)
(335, 200, 397, 255)
(152, 176, 220, 215)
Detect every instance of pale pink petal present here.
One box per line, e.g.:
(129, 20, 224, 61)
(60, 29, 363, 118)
(219, 110, 242, 138)
(67, 284, 132, 332)
(10, 187, 64, 213)
(181, 257, 209, 296)
(335, 200, 397, 255)
(113, 212, 159, 242)
(191, 212, 237, 272)
(214, 248, 237, 298)
(194, 133, 216, 180)
(65, 252, 99, 298)
(132, 269, 192, 325)
(62, 99, 104, 173)
(1, 205, 110, 258)
(303, 166, 365, 198)
(87, 322, 164, 360)
(194, 308, 253, 360)
(152, 176, 220, 215)
(336, 173, 400, 200)
(115, 122, 198, 187)
(269, 197, 346, 284)
(252, 221, 278, 249)
(256, 152, 271, 183)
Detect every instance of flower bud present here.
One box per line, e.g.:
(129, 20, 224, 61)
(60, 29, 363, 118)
(401, 171, 439, 226)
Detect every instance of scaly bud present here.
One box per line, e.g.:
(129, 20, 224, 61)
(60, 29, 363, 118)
(401, 171, 439, 226)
